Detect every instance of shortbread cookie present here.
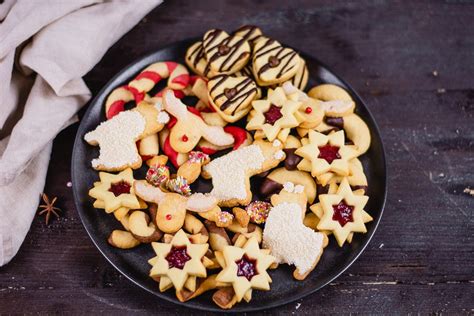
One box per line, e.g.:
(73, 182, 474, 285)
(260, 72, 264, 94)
(137, 133, 159, 160)
(233, 25, 264, 47)
(246, 87, 301, 141)
(282, 82, 324, 130)
(202, 29, 251, 75)
(216, 236, 275, 302)
(252, 37, 300, 86)
(317, 177, 369, 247)
(295, 130, 357, 177)
(202, 139, 285, 207)
(208, 74, 258, 122)
(149, 229, 208, 292)
(177, 151, 210, 184)
(88, 168, 140, 213)
(317, 158, 368, 192)
(342, 114, 371, 156)
(158, 128, 188, 167)
(260, 168, 317, 204)
(185, 41, 212, 77)
(308, 84, 353, 103)
(162, 90, 234, 153)
(134, 180, 217, 233)
(263, 186, 327, 280)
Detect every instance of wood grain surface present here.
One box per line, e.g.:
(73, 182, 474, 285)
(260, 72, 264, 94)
(1, 0, 473, 314)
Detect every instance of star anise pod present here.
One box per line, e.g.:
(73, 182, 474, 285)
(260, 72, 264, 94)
(38, 193, 62, 225)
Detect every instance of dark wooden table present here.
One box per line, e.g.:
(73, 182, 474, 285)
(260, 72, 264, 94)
(1, 1, 473, 313)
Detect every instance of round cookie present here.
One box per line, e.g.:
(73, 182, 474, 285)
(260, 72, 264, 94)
(260, 167, 317, 204)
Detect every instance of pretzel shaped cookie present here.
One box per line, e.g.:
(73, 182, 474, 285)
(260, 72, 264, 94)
(162, 90, 234, 154)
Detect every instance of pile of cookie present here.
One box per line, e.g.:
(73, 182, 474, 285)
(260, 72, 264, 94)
(84, 26, 373, 309)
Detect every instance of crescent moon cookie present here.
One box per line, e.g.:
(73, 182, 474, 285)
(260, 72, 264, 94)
(252, 37, 300, 86)
(162, 89, 234, 154)
(202, 29, 251, 75)
(88, 168, 140, 213)
(317, 177, 369, 247)
(216, 236, 275, 302)
(295, 130, 357, 177)
(246, 87, 301, 141)
(201, 139, 286, 207)
(262, 184, 328, 280)
(148, 229, 209, 292)
(207, 74, 258, 123)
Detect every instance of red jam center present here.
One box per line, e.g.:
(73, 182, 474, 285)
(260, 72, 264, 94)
(332, 200, 354, 227)
(263, 104, 283, 125)
(181, 135, 188, 142)
(305, 106, 312, 114)
(318, 144, 341, 163)
(165, 246, 191, 270)
(108, 180, 131, 197)
(166, 214, 172, 220)
(235, 254, 257, 281)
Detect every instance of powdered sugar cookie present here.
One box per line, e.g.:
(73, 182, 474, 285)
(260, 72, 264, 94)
(263, 185, 328, 280)
(246, 87, 301, 141)
(88, 168, 140, 213)
(162, 90, 234, 154)
(295, 130, 357, 177)
(317, 177, 369, 247)
(202, 139, 285, 207)
(216, 236, 275, 302)
(149, 229, 208, 292)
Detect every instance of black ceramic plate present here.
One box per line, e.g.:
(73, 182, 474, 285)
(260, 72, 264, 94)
(72, 38, 387, 312)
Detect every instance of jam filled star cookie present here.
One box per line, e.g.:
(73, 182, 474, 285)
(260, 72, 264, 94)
(317, 177, 369, 247)
(148, 229, 209, 292)
(216, 236, 275, 302)
(295, 130, 357, 177)
(88, 168, 140, 213)
(207, 74, 258, 123)
(201, 139, 285, 207)
(202, 29, 251, 75)
(252, 37, 300, 86)
(246, 87, 300, 141)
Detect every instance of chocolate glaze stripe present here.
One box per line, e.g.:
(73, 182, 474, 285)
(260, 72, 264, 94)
(204, 31, 249, 72)
(208, 75, 228, 94)
(213, 77, 253, 99)
(254, 43, 281, 60)
(187, 42, 211, 76)
(215, 79, 256, 112)
(218, 37, 249, 72)
(276, 51, 298, 78)
(256, 47, 286, 76)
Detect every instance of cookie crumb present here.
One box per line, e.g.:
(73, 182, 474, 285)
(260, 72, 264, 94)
(463, 188, 474, 196)
(379, 243, 384, 249)
(432, 70, 438, 77)
(437, 88, 446, 94)
(295, 302, 302, 310)
(66, 181, 72, 188)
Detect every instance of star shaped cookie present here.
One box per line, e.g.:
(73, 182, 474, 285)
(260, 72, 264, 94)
(317, 178, 369, 246)
(246, 87, 300, 141)
(216, 236, 275, 302)
(148, 229, 208, 292)
(88, 168, 140, 213)
(295, 130, 356, 177)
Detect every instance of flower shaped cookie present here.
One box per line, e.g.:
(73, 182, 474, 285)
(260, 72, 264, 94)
(246, 87, 300, 141)
(148, 229, 208, 292)
(216, 236, 275, 302)
(317, 178, 369, 247)
(295, 130, 356, 177)
(88, 168, 140, 213)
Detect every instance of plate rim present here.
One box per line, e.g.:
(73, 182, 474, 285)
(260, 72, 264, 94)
(72, 38, 387, 313)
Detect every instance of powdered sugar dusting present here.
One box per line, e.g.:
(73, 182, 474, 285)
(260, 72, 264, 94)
(263, 202, 324, 274)
(204, 144, 265, 201)
(273, 150, 284, 160)
(84, 111, 145, 169)
(157, 111, 170, 124)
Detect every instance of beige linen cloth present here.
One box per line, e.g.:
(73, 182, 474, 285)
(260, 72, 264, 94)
(0, 0, 162, 266)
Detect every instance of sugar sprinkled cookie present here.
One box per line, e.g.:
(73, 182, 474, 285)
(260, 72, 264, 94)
(202, 139, 285, 207)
